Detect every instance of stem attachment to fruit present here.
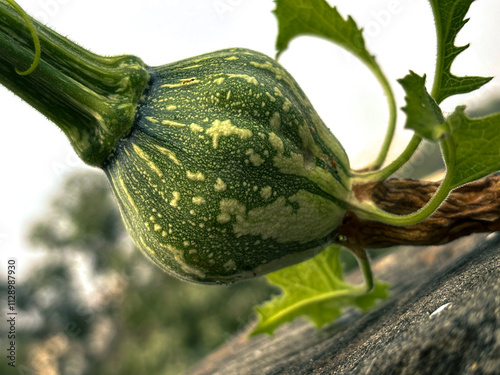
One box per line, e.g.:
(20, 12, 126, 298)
(0, 0, 150, 167)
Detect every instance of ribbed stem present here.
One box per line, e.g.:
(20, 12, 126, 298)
(0, 0, 150, 166)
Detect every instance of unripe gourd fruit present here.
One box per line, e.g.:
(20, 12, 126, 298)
(104, 48, 351, 283)
(0, 0, 351, 284)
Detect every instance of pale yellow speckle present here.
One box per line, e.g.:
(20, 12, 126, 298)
(132, 144, 163, 177)
(170, 192, 181, 208)
(227, 74, 258, 85)
(270, 112, 281, 130)
(145, 116, 159, 124)
(166, 105, 177, 111)
(181, 64, 201, 70)
(223, 260, 236, 271)
(162, 231, 167, 237)
(265, 92, 276, 102)
(283, 98, 292, 112)
(250, 61, 308, 103)
(231, 191, 344, 243)
(213, 77, 225, 85)
(162, 119, 186, 127)
(246, 149, 265, 167)
(186, 171, 205, 181)
(160, 78, 199, 88)
(274, 87, 283, 97)
(194, 56, 211, 63)
(225, 56, 239, 61)
(214, 178, 227, 192)
(217, 199, 246, 224)
(190, 123, 204, 133)
(154, 145, 181, 165)
(269, 132, 284, 153)
(139, 236, 156, 256)
(183, 240, 190, 247)
(260, 186, 272, 200)
(206, 119, 252, 148)
(154, 224, 162, 232)
(159, 243, 206, 278)
(192, 197, 206, 205)
(115, 176, 139, 214)
(217, 213, 231, 224)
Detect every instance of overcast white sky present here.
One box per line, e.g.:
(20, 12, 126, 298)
(1, 0, 499, 279)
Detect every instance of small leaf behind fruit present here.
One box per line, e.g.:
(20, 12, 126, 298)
(398, 71, 447, 141)
(251, 245, 389, 336)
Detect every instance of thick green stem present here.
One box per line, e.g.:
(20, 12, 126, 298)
(0, 0, 150, 167)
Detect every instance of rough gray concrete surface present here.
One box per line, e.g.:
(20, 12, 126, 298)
(187, 233, 500, 375)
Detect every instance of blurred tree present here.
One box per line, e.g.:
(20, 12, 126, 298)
(10, 170, 273, 375)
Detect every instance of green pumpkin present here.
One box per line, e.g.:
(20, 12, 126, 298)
(103, 48, 351, 283)
(0, 1, 351, 284)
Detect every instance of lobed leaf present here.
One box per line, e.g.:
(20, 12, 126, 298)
(273, 0, 398, 169)
(398, 71, 447, 141)
(251, 246, 389, 335)
(443, 106, 500, 189)
(274, 0, 373, 65)
(428, 0, 492, 103)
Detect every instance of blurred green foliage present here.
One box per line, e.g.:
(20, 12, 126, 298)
(8, 170, 274, 375)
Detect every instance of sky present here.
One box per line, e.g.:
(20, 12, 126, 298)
(1, 0, 499, 280)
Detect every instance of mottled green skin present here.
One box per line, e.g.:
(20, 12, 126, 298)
(104, 48, 351, 284)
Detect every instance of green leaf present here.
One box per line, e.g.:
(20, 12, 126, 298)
(273, 0, 399, 170)
(398, 71, 447, 141)
(442, 106, 500, 189)
(251, 245, 389, 336)
(428, 0, 492, 103)
(274, 0, 373, 65)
